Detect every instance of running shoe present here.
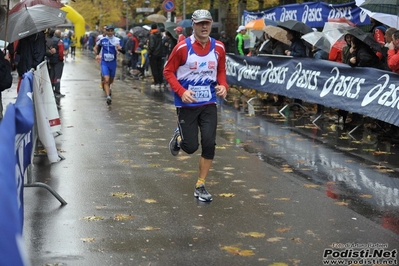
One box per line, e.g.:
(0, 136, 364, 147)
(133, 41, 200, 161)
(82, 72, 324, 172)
(106, 96, 112, 105)
(194, 184, 213, 202)
(169, 127, 180, 156)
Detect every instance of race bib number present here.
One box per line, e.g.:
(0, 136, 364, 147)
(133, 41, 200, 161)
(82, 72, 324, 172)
(103, 53, 115, 61)
(188, 85, 211, 102)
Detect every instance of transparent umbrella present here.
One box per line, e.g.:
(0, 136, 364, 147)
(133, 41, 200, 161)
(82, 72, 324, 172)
(301, 31, 332, 52)
(322, 22, 353, 47)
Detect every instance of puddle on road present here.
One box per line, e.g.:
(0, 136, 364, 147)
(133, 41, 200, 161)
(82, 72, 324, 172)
(218, 95, 399, 236)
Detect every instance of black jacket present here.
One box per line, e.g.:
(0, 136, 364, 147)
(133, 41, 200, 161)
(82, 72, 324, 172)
(0, 49, 12, 91)
(149, 31, 163, 57)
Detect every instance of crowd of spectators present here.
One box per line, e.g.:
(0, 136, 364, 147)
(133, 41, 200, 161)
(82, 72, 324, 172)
(218, 19, 399, 139)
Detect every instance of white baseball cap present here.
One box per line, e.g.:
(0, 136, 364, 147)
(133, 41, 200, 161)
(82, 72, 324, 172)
(236, 25, 246, 32)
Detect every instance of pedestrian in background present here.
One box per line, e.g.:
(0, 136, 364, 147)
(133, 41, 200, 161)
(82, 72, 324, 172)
(94, 25, 123, 105)
(47, 29, 65, 108)
(70, 32, 77, 59)
(148, 23, 163, 91)
(235, 25, 249, 55)
(62, 34, 71, 58)
(164, 9, 228, 202)
(219, 30, 232, 53)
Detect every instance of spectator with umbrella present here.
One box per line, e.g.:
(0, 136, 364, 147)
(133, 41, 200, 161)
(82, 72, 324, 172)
(278, 20, 311, 109)
(284, 30, 307, 57)
(15, 31, 47, 93)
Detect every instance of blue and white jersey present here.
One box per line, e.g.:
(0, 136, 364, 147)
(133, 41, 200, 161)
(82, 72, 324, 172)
(175, 36, 218, 107)
(96, 35, 121, 62)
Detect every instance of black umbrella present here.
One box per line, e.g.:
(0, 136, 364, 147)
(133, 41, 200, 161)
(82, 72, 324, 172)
(0, 4, 67, 43)
(345, 26, 383, 52)
(131, 26, 149, 38)
(277, 20, 313, 35)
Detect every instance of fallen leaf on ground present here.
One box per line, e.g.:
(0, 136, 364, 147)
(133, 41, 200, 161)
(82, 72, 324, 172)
(221, 245, 255, 256)
(291, 237, 302, 243)
(137, 226, 161, 231)
(82, 215, 104, 221)
(80, 238, 95, 242)
(274, 198, 290, 201)
(111, 192, 134, 198)
(359, 194, 372, 199)
(276, 227, 291, 233)
(269, 263, 288, 266)
(335, 201, 349, 206)
(237, 232, 265, 238)
(281, 167, 293, 172)
(114, 214, 135, 221)
(163, 167, 181, 172)
(303, 184, 319, 188)
(192, 226, 206, 230)
(273, 212, 284, 216)
(373, 151, 394, 155)
(219, 193, 235, 197)
(267, 237, 285, 242)
(306, 230, 316, 237)
(144, 199, 157, 203)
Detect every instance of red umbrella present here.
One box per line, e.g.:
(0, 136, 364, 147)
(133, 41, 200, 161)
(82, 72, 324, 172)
(10, 0, 64, 14)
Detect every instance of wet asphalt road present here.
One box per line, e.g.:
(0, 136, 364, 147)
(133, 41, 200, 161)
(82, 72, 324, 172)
(4, 50, 398, 266)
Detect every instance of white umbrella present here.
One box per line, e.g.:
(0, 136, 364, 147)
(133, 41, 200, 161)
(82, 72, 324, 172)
(356, 0, 399, 28)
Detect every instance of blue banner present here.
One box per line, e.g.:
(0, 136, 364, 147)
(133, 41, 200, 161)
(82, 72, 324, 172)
(15, 72, 35, 225)
(0, 105, 28, 266)
(0, 72, 34, 266)
(226, 54, 399, 127)
(244, 1, 370, 28)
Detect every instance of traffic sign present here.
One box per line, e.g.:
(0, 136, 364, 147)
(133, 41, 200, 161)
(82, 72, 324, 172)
(136, 7, 154, 12)
(162, 0, 175, 12)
